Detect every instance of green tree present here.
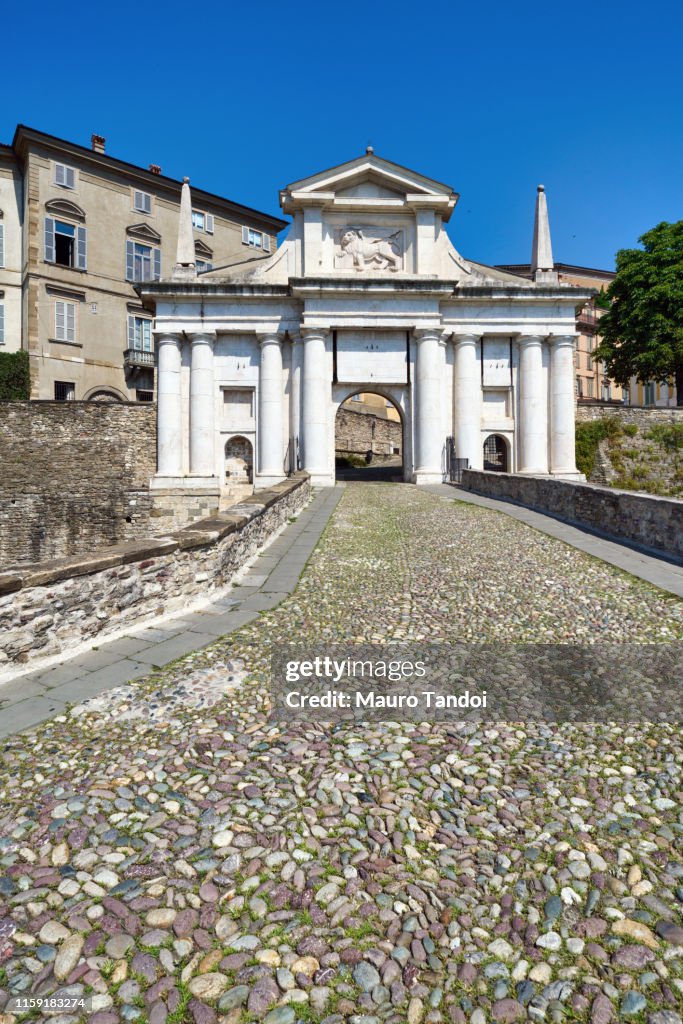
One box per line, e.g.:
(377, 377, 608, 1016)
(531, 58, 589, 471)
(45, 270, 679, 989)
(593, 221, 683, 405)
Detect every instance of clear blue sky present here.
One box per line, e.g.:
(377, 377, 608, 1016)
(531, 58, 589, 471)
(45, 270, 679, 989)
(5, 0, 682, 270)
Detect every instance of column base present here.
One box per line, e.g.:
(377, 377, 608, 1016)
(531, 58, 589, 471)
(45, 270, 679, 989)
(551, 470, 586, 481)
(412, 470, 444, 485)
(255, 473, 288, 487)
(310, 472, 336, 487)
(151, 475, 221, 490)
(517, 469, 550, 476)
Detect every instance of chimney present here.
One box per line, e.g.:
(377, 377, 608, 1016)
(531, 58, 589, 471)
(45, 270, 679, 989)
(149, 164, 162, 175)
(91, 134, 106, 154)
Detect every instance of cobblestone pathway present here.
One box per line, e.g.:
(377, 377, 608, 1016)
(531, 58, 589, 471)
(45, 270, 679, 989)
(1, 484, 682, 1024)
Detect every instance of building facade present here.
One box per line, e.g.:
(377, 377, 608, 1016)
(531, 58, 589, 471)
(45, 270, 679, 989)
(0, 126, 286, 401)
(140, 153, 591, 502)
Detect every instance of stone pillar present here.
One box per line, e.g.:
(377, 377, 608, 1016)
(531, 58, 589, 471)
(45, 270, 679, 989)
(549, 334, 581, 477)
(453, 333, 483, 470)
(290, 335, 303, 468)
(301, 329, 330, 484)
(155, 332, 183, 477)
(189, 331, 216, 478)
(258, 333, 284, 482)
(414, 329, 445, 484)
(518, 334, 548, 474)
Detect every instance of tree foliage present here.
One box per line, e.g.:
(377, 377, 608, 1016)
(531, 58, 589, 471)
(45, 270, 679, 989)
(593, 221, 683, 405)
(0, 350, 30, 400)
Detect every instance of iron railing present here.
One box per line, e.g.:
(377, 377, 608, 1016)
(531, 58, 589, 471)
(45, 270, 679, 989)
(445, 437, 469, 483)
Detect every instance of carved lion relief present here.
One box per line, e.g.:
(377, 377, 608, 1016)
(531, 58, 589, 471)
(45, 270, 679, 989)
(335, 227, 404, 272)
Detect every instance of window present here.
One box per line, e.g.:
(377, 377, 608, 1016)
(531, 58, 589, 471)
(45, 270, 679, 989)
(133, 190, 152, 214)
(54, 300, 77, 343)
(0, 302, 4, 344)
(601, 382, 611, 401)
(0, 222, 4, 268)
(242, 226, 271, 252)
(576, 376, 583, 397)
(644, 382, 656, 406)
(125, 240, 161, 281)
(192, 210, 214, 233)
(54, 163, 76, 189)
(127, 314, 153, 351)
(54, 381, 75, 401)
(45, 218, 87, 269)
(196, 259, 213, 274)
(586, 378, 594, 398)
(136, 389, 154, 403)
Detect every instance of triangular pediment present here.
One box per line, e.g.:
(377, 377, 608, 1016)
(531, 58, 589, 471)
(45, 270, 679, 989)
(126, 222, 162, 243)
(280, 152, 458, 220)
(194, 239, 213, 258)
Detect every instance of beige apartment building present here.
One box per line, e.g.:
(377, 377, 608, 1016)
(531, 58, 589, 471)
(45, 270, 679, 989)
(0, 125, 286, 401)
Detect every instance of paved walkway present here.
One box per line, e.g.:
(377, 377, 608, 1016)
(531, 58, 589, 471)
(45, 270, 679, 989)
(429, 483, 683, 598)
(0, 486, 343, 739)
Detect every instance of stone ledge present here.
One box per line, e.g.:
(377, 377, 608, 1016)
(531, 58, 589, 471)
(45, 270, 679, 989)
(1, 474, 310, 594)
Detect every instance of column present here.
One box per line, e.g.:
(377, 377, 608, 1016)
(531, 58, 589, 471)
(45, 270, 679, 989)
(301, 329, 329, 483)
(155, 332, 183, 477)
(189, 331, 216, 478)
(290, 335, 303, 468)
(518, 334, 548, 474)
(258, 333, 284, 481)
(453, 333, 483, 470)
(414, 329, 445, 484)
(549, 334, 580, 476)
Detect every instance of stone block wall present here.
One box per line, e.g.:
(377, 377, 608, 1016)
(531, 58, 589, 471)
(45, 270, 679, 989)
(0, 474, 310, 673)
(576, 404, 683, 426)
(335, 407, 402, 458)
(0, 401, 156, 568)
(461, 470, 683, 562)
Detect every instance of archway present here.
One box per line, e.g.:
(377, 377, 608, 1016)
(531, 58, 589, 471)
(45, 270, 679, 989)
(224, 435, 254, 485)
(334, 391, 404, 481)
(84, 387, 126, 402)
(483, 433, 508, 472)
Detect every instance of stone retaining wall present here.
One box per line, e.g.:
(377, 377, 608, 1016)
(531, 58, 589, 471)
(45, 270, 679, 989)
(461, 470, 683, 563)
(335, 407, 402, 458)
(0, 401, 157, 568)
(576, 404, 683, 426)
(0, 474, 310, 673)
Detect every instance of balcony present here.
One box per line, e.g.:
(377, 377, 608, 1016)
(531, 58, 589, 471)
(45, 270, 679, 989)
(576, 306, 600, 330)
(124, 348, 155, 369)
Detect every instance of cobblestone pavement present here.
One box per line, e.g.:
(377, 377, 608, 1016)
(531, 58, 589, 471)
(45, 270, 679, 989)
(1, 484, 682, 1024)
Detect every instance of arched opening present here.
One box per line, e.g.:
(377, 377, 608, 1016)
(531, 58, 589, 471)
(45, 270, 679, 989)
(225, 435, 254, 485)
(84, 387, 126, 402)
(483, 433, 508, 472)
(335, 391, 404, 481)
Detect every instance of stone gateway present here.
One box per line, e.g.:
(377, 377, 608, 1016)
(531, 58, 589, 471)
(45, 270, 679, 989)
(139, 151, 591, 504)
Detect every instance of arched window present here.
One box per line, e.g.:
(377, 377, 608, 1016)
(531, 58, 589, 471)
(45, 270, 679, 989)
(483, 434, 508, 472)
(225, 436, 253, 484)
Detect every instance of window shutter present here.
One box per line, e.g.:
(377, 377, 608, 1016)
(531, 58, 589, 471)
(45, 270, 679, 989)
(45, 217, 55, 262)
(153, 247, 161, 281)
(126, 239, 135, 281)
(242, 225, 249, 245)
(77, 226, 87, 270)
(55, 300, 65, 340)
(0, 303, 4, 344)
(263, 233, 271, 253)
(66, 303, 76, 342)
(127, 314, 135, 349)
(65, 167, 75, 189)
(55, 164, 65, 186)
(206, 213, 214, 234)
(143, 319, 152, 351)
(0, 224, 4, 268)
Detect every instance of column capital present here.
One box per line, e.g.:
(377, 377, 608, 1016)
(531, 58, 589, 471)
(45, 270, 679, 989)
(413, 327, 445, 344)
(189, 330, 216, 344)
(547, 333, 577, 346)
(451, 332, 481, 345)
(153, 330, 182, 343)
(257, 331, 284, 346)
(300, 327, 328, 342)
(517, 333, 547, 345)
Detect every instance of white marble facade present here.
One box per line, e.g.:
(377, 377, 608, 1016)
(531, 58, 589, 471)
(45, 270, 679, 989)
(141, 153, 591, 493)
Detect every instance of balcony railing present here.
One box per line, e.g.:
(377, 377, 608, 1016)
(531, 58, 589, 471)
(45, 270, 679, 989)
(577, 306, 600, 329)
(124, 348, 155, 368)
